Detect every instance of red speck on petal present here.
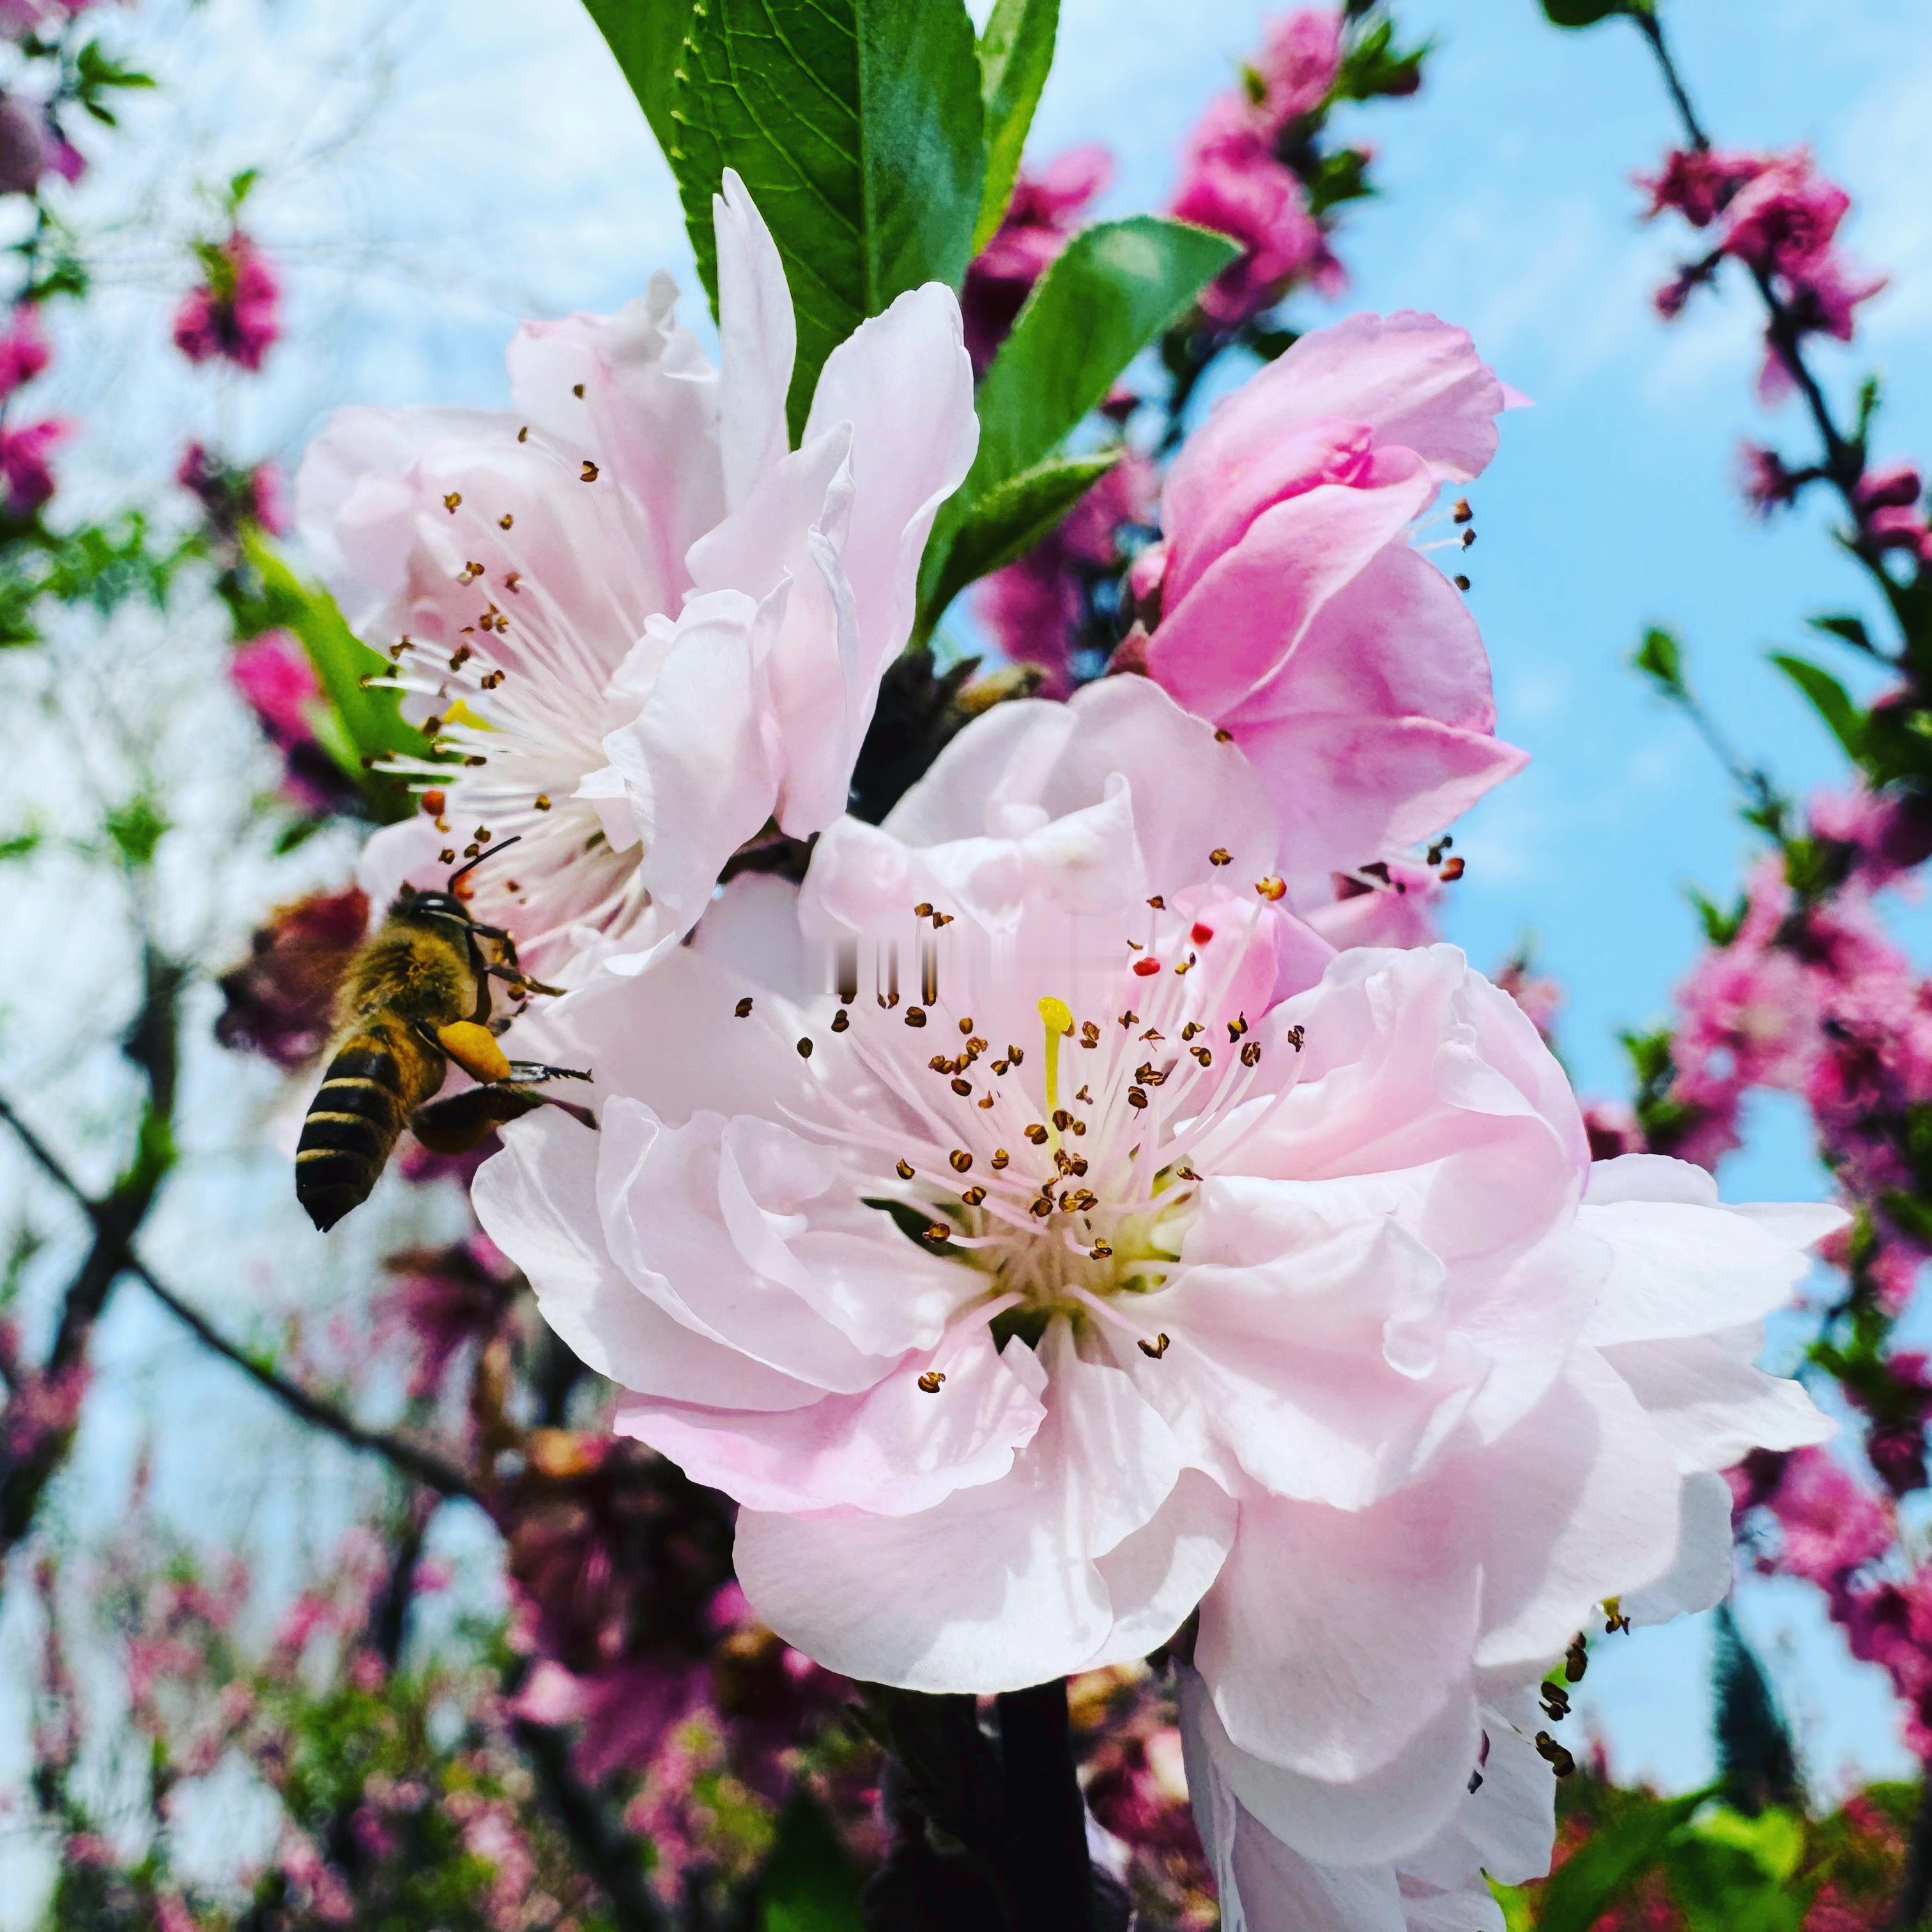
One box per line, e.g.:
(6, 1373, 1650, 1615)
(1190, 922, 1215, 946)
(1132, 958, 1162, 977)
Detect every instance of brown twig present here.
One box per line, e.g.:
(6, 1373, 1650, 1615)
(0, 1085, 479, 1502)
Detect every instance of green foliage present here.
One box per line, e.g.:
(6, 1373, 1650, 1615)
(1807, 611, 1877, 657)
(240, 530, 429, 822)
(972, 0, 1059, 251)
(1668, 1805, 1813, 1932)
(1540, 0, 1646, 26)
(668, 0, 987, 438)
(914, 450, 1120, 646)
(0, 512, 201, 646)
(915, 217, 1234, 634)
(759, 1794, 866, 1931)
(1687, 886, 1747, 947)
(1333, 16, 1429, 101)
(1634, 624, 1686, 696)
(103, 794, 168, 870)
(72, 36, 155, 127)
(1531, 1786, 1715, 1932)
(1769, 652, 1866, 758)
(1302, 145, 1376, 219)
(578, 0, 697, 160)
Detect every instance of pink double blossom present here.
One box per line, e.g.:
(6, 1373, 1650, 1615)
(316, 171, 977, 983)
(1637, 146, 1766, 228)
(1721, 149, 1850, 277)
(0, 303, 47, 397)
(480, 671, 1830, 1874)
(1141, 310, 1526, 893)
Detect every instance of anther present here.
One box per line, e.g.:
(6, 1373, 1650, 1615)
(1146, 895, 1165, 910)
(1030, 1197, 1054, 1218)
(534, 794, 553, 811)
(1192, 1046, 1213, 1066)
(443, 491, 461, 512)
(1213, 728, 1233, 742)
(1452, 498, 1473, 525)
(1089, 1241, 1112, 1260)
(1441, 856, 1466, 882)
(572, 381, 585, 398)
(1454, 573, 1471, 592)
(1285, 1024, 1305, 1051)
(1191, 922, 1215, 946)
(922, 1222, 951, 1243)
(912, 901, 933, 918)
(961, 1185, 986, 1206)
(1534, 1733, 1575, 1778)
(1132, 958, 1161, 977)
(905, 1008, 927, 1027)
(1241, 1042, 1262, 1068)
(1255, 876, 1287, 901)
(1080, 1022, 1099, 1048)
(1460, 527, 1475, 549)
(517, 425, 529, 442)
(580, 459, 600, 481)
(797, 1038, 813, 1058)
(504, 571, 522, 593)
(1565, 1636, 1588, 1683)
(1208, 848, 1232, 867)
(918, 1370, 946, 1393)
(1137, 1333, 1170, 1360)
(1117, 1010, 1137, 1028)
(831, 1010, 850, 1034)
(439, 848, 456, 865)
(1008, 1046, 1024, 1066)
(1128, 1087, 1148, 1110)
(1052, 1109, 1073, 1131)
(1182, 1022, 1202, 1040)
(422, 789, 446, 815)
(950, 1078, 972, 1097)
(734, 997, 754, 1018)
(1227, 1015, 1248, 1040)
(958, 1016, 974, 1035)
(896, 1159, 916, 1181)
(990, 1149, 1009, 1169)
(1025, 1124, 1049, 1145)
(1540, 1683, 1570, 1721)
(1074, 1086, 1091, 1104)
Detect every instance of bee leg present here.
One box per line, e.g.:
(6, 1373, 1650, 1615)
(409, 1080, 595, 1153)
(505, 1060, 591, 1085)
(473, 926, 565, 1000)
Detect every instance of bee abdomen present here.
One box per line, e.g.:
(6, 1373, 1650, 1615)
(296, 1033, 429, 1232)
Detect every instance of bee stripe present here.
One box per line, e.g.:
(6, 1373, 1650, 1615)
(296, 1022, 441, 1232)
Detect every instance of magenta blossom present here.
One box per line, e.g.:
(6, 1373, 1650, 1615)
(962, 144, 1112, 374)
(0, 415, 64, 516)
(1142, 310, 1526, 893)
(0, 303, 47, 397)
(1171, 93, 1330, 329)
(1248, 8, 1344, 131)
(1738, 441, 1802, 516)
(1721, 149, 1850, 277)
(1637, 145, 1765, 228)
(172, 233, 282, 372)
(178, 440, 286, 537)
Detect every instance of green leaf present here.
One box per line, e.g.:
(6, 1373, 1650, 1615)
(1533, 1788, 1715, 1932)
(759, 1795, 864, 1932)
(670, 0, 988, 436)
(241, 530, 429, 822)
(1634, 625, 1685, 694)
(972, 0, 1059, 252)
(1687, 887, 1747, 947)
(577, 0, 699, 160)
(1540, 0, 1636, 24)
(914, 450, 1119, 643)
(104, 795, 168, 870)
(1770, 652, 1866, 759)
(1667, 1806, 1814, 1932)
(1807, 612, 1876, 656)
(968, 217, 1236, 491)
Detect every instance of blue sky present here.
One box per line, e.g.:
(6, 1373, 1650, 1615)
(8, 0, 1929, 1860)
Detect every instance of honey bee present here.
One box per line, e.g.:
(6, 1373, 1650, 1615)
(296, 840, 591, 1231)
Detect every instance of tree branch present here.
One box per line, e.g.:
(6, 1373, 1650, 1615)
(0, 1087, 480, 1503)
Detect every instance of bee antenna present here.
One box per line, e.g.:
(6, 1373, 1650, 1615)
(448, 834, 522, 887)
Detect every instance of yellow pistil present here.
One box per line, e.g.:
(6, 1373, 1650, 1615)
(1038, 996, 1074, 1149)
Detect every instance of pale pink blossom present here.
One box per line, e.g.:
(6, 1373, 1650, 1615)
(1180, 1672, 1554, 1932)
(0, 415, 63, 514)
(312, 171, 976, 981)
(480, 678, 1831, 1864)
(1144, 311, 1527, 888)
